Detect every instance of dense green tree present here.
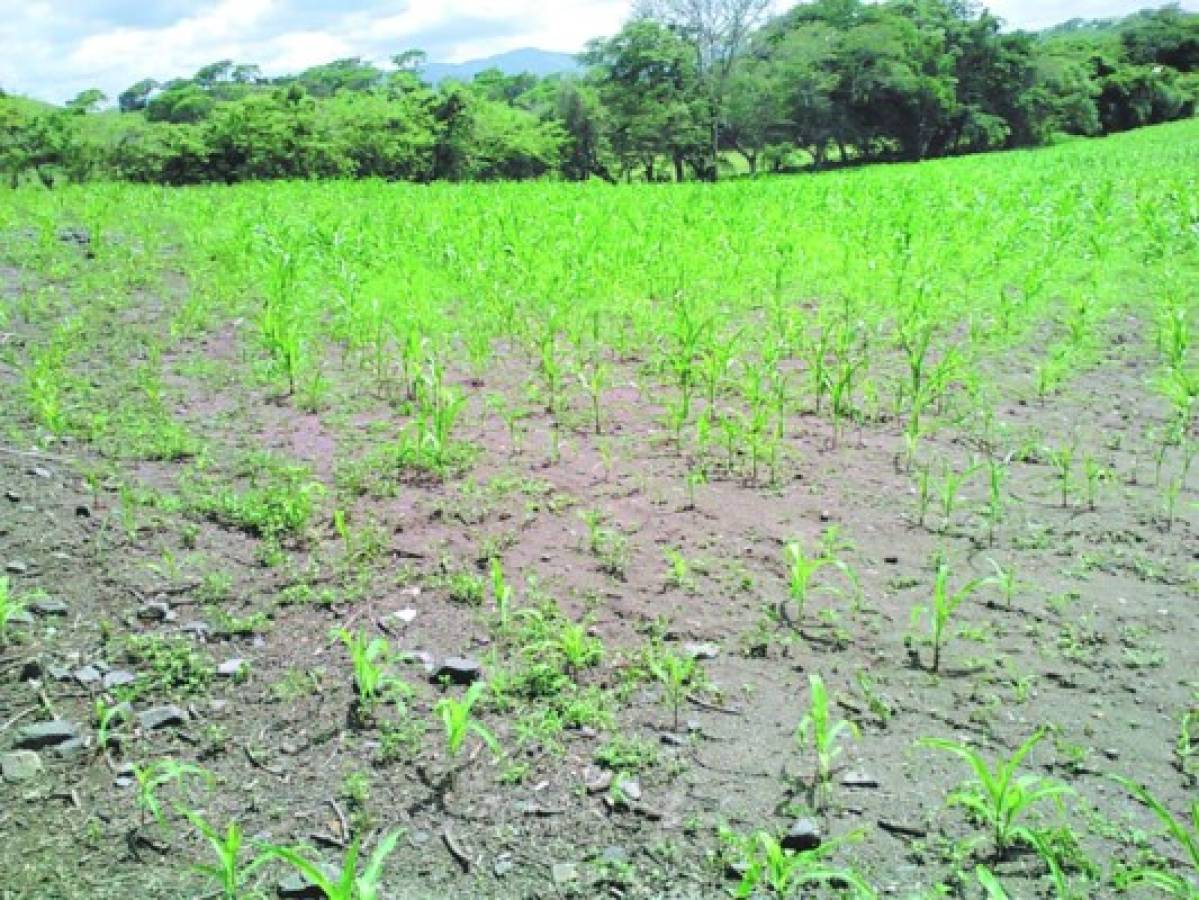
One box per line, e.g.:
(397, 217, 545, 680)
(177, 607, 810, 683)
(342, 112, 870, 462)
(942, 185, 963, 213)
(66, 89, 108, 115)
(5, 1, 1196, 187)
(118, 79, 158, 113)
(584, 19, 708, 180)
(634, 0, 772, 178)
(555, 79, 612, 181)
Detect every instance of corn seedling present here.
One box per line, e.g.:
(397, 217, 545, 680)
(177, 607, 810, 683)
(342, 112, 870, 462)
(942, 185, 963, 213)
(133, 759, 213, 829)
(913, 461, 933, 528)
(664, 548, 695, 592)
(919, 728, 1072, 858)
(1046, 443, 1074, 508)
(796, 672, 859, 808)
(910, 563, 990, 672)
(1162, 475, 1184, 531)
(490, 557, 513, 634)
(984, 458, 1007, 547)
(1082, 455, 1109, 510)
(975, 865, 1010, 899)
(1110, 776, 1198, 897)
(986, 558, 1023, 610)
(95, 698, 130, 753)
(338, 628, 407, 718)
(646, 643, 698, 732)
(437, 681, 500, 759)
(0, 576, 26, 646)
(579, 356, 610, 434)
(782, 541, 856, 627)
(181, 809, 273, 900)
(719, 826, 875, 899)
(938, 461, 980, 534)
(1177, 706, 1199, 784)
(261, 829, 404, 900)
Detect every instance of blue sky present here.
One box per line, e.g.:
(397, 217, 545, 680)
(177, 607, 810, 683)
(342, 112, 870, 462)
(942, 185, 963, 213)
(1, 1, 1193, 104)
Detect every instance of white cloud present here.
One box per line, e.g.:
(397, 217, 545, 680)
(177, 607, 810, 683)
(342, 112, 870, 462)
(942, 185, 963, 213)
(0, 0, 1195, 104)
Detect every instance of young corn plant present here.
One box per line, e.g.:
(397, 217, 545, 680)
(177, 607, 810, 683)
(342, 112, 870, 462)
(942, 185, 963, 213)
(133, 759, 213, 830)
(983, 458, 1007, 547)
(1046, 443, 1075, 508)
(338, 628, 407, 720)
(181, 810, 273, 900)
(781, 541, 856, 627)
(719, 826, 875, 899)
(910, 563, 990, 673)
(986, 559, 1023, 610)
(95, 698, 131, 755)
(1082, 455, 1109, 510)
(1177, 705, 1198, 784)
(437, 681, 500, 760)
(938, 461, 980, 534)
(490, 557, 514, 634)
(1110, 776, 1198, 897)
(578, 356, 610, 435)
(261, 829, 404, 900)
(646, 643, 698, 731)
(919, 728, 1072, 858)
(796, 672, 859, 808)
(0, 576, 26, 646)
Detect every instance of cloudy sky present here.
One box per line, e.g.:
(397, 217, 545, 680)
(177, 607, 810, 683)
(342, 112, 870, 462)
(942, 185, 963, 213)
(1, 0, 1193, 104)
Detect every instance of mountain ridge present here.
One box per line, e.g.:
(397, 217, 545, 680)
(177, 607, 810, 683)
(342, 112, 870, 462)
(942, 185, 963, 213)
(419, 47, 581, 84)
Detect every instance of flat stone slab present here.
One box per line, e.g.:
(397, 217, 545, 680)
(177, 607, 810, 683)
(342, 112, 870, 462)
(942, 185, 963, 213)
(2, 751, 43, 782)
(432, 656, 482, 685)
(13, 720, 79, 750)
(137, 705, 187, 731)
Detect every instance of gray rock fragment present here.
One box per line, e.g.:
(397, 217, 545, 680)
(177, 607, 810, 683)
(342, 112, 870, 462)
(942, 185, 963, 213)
(137, 705, 187, 731)
(432, 656, 482, 685)
(14, 720, 78, 750)
(782, 818, 822, 852)
(2, 751, 43, 782)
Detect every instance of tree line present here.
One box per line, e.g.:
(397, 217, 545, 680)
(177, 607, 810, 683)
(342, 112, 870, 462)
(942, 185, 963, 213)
(2, 0, 1196, 187)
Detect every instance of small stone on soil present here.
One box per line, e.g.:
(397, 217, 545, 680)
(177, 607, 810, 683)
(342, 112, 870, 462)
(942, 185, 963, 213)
(102, 670, 137, 689)
(181, 620, 212, 639)
(841, 770, 879, 788)
(53, 738, 88, 759)
(5, 560, 28, 574)
(33, 599, 68, 616)
(393, 608, 417, 624)
(218, 658, 247, 677)
(585, 771, 613, 790)
(19, 659, 43, 681)
(2, 751, 43, 782)
(73, 665, 102, 685)
(551, 862, 579, 886)
(14, 720, 79, 749)
(137, 705, 187, 731)
(782, 818, 822, 852)
(684, 642, 720, 660)
(432, 656, 482, 685)
(4, 491, 19, 502)
(493, 855, 515, 877)
(598, 845, 629, 866)
(278, 865, 339, 899)
(616, 776, 642, 802)
(137, 601, 174, 622)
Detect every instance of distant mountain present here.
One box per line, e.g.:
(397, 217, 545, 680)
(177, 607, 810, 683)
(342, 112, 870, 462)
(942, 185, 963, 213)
(420, 48, 581, 84)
